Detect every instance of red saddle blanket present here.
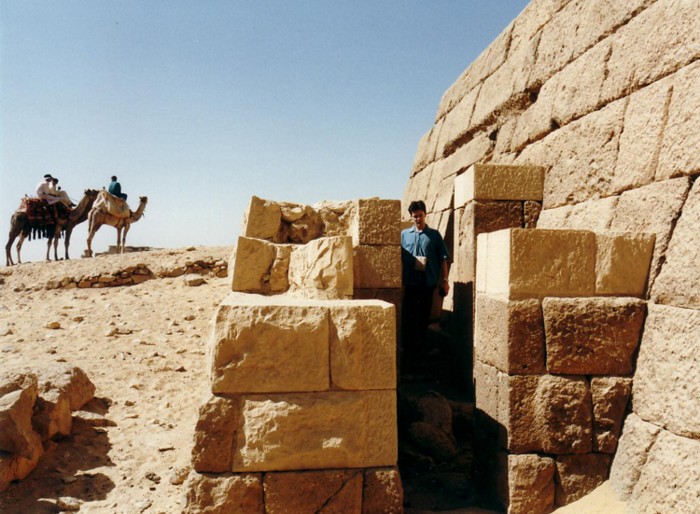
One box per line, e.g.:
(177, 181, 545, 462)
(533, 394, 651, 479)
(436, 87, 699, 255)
(18, 198, 69, 224)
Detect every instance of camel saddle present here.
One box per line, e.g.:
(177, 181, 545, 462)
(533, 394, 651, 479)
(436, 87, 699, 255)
(97, 190, 131, 219)
(19, 198, 69, 224)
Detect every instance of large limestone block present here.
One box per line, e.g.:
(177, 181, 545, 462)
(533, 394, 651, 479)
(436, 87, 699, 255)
(595, 233, 655, 297)
(278, 201, 324, 244)
(288, 236, 353, 299)
(411, 123, 441, 176)
(497, 453, 555, 514)
(658, 61, 700, 179)
(633, 303, 700, 438)
(351, 198, 400, 246)
(232, 390, 397, 472)
(591, 377, 631, 454)
(353, 245, 401, 289)
(314, 200, 355, 238)
(610, 177, 692, 284)
(601, 0, 700, 104)
(183, 472, 263, 514)
(0, 372, 41, 459)
(474, 360, 500, 428)
(263, 469, 363, 514)
(208, 294, 330, 394)
(613, 76, 673, 193)
(474, 295, 545, 375)
(435, 85, 479, 158)
(554, 454, 612, 506)
(241, 196, 282, 242)
(229, 237, 277, 294)
(535, 198, 618, 232)
(478, 228, 596, 299)
(39, 365, 94, 411)
(627, 428, 700, 514)
(542, 297, 645, 375)
(652, 179, 700, 308)
(32, 393, 71, 442)
(328, 301, 396, 391)
(402, 163, 434, 215)
(362, 467, 403, 514)
(454, 164, 544, 207)
(191, 396, 238, 472)
(609, 413, 661, 500)
(502, 374, 593, 455)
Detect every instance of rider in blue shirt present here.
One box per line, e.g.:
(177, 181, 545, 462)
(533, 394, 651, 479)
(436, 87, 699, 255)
(109, 176, 128, 201)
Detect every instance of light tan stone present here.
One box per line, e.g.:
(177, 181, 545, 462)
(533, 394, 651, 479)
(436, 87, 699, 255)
(474, 295, 545, 375)
(633, 303, 700, 438)
(475, 232, 488, 294)
(474, 360, 500, 427)
(435, 85, 479, 158)
(601, 0, 700, 103)
(657, 61, 700, 179)
(241, 196, 281, 242)
(277, 202, 324, 244)
(191, 396, 238, 472)
(208, 293, 330, 394)
(288, 236, 353, 299)
(232, 390, 397, 472)
(351, 198, 400, 246)
(481, 228, 596, 299)
(411, 124, 441, 176)
(313, 200, 355, 238)
(441, 132, 494, 178)
(353, 245, 401, 289)
(566, 197, 618, 232)
(229, 237, 277, 294)
(609, 413, 661, 500)
(591, 377, 632, 454)
(502, 374, 593, 455)
(555, 454, 612, 506)
(455, 164, 544, 206)
(31, 392, 72, 442)
(595, 232, 655, 296)
(542, 297, 645, 375)
(0, 372, 40, 459)
(328, 301, 395, 391)
(183, 472, 263, 514)
(613, 76, 673, 193)
(402, 163, 434, 216)
(497, 453, 555, 514)
(536, 205, 573, 229)
(263, 469, 362, 514)
(627, 428, 700, 514)
(652, 179, 700, 308)
(363, 467, 403, 514)
(609, 176, 692, 285)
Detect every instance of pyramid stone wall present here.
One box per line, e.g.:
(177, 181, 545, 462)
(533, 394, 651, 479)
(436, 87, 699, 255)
(403, 0, 700, 512)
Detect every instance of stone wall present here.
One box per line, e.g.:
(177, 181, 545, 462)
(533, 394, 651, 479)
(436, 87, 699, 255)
(183, 196, 403, 513)
(403, 0, 700, 512)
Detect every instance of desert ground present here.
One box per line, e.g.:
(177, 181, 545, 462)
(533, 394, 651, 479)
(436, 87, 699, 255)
(0, 246, 624, 513)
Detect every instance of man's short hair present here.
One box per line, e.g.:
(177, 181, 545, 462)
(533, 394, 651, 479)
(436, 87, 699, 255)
(44, 174, 53, 180)
(408, 200, 427, 214)
(111, 176, 117, 181)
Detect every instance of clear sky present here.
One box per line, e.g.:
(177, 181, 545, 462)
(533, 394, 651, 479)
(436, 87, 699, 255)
(1, 1, 529, 263)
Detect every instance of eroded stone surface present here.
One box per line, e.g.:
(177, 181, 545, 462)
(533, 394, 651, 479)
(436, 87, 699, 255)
(352, 245, 401, 289)
(183, 472, 263, 514)
(191, 396, 238, 473)
(555, 453, 612, 506)
(595, 232, 655, 296)
(498, 453, 555, 514)
(352, 199, 401, 246)
(454, 164, 544, 205)
(0, 372, 40, 459)
(591, 377, 632, 454)
(264, 469, 363, 514)
(362, 467, 403, 514)
(288, 236, 353, 300)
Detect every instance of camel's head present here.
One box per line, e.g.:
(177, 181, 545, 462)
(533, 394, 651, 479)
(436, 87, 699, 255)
(84, 189, 100, 198)
(140, 196, 148, 204)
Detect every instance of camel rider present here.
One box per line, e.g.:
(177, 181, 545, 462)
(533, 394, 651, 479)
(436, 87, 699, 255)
(51, 177, 75, 208)
(109, 176, 127, 201)
(36, 174, 60, 205)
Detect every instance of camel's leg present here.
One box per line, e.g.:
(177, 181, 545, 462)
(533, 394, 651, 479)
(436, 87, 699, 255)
(5, 233, 16, 266)
(16, 233, 26, 265)
(45, 238, 52, 261)
(86, 215, 100, 258)
(122, 224, 130, 254)
(116, 227, 123, 253)
(64, 226, 73, 260)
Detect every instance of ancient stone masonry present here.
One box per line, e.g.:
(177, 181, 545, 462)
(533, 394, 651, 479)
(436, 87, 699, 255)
(403, 0, 700, 512)
(183, 196, 403, 513)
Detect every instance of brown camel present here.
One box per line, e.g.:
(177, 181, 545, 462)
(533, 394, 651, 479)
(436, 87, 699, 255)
(85, 193, 148, 257)
(5, 189, 100, 266)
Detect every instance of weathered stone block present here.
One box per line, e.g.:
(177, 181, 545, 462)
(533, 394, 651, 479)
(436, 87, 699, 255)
(542, 297, 645, 375)
(497, 453, 555, 514)
(411, 124, 441, 176)
(474, 295, 545, 375)
(479, 228, 596, 299)
(652, 179, 700, 309)
(353, 245, 401, 289)
(502, 374, 593, 455)
(0, 372, 41, 459)
(523, 201, 541, 228)
(363, 467, 403, 514)
(595, 233, 655, 297)
(627, 428, 700, 514)
(328, 301, 395, 391)
(351, 198, 401, 246)
(633, 303, 700, 438)
(183, 472, 263, 514)
(192, 396, 238, 472)
(591, 377, 632, 454)
(232, 390, 397, 472)
(288, 236, 353, 299)
(32, 393, 71, 442)
(229, 237, 277, 294)
(454, 164, 544, 207)
(241, 196, 281, 242)
(473, 360, 500, 426)
(657, 61, 700, 179)
(209, 294, 330, 394)
(609, 413, 661, 500)
(264, 469, 363, 514)
(0, 434, 43, 492)
(555, 454, 612, 506)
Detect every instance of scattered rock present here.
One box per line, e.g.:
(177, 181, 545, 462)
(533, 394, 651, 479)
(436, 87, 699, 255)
(184, 274, 206, 287)
(56, 496, 81, 511)
(46, 321, 61, 330)
(145, 471, 161, 483)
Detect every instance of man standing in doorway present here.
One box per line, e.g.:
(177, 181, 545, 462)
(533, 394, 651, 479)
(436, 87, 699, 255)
(400, 200, 450, 368)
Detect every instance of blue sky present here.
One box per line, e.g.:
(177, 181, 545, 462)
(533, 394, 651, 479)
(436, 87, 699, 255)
(1, 1, 529, 263)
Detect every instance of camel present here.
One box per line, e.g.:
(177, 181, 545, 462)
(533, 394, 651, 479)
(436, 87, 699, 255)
(5, 189, 100, 266)
(85, 192, 148, 257)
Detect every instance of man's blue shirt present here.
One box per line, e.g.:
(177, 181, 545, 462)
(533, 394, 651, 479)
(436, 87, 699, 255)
(401, 225, 450, 288)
